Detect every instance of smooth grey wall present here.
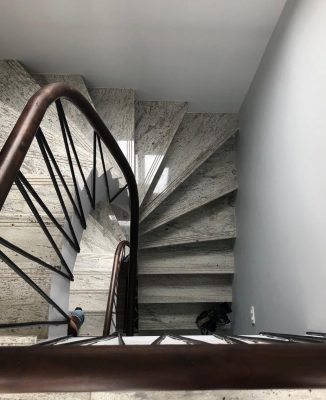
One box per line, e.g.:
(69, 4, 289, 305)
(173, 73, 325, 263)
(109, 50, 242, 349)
(233, 0, 326, 335)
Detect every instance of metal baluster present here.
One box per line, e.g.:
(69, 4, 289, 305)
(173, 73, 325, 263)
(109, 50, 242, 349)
(56, 100, 95, 209)
(54, 102, 87, 229)
(17, 172, 80, 253)
(110, 184, 128, 203)
(0, 237, 70, 280)
(15, 176, 74, 281)
(117, 333, 125, 345)
(97, 134, 111, 199)
(0, 320, 67, 330)
(0, 250, 71, 321)
(37, 129, 86, 230)
(92, 131, 97, 206)
(151, 335, 166, 345)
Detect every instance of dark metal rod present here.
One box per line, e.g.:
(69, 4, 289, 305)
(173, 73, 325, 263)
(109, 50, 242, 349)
(15, 176, 74, 281)
(55, 101, 87, 229)
(35, 335, 73, 346)
(237, 335, 289, 344)
(92, 131, 97, 208)
(17, 171, 80, 253)
(117, 333, 125, 345)
(60, 333, 118, 346)
(167, 334, 211, 346)
(56, 100, 94, 208)
(0, 320, 67, 329)
(37, 130, 85, 235)
(0, 237, 70, 280)
(110, 184, 128, 203)
(0, 250, 71, 321)
(307, 331, 326, 336)
(97, 134, 111, 199)
(260, 332, 326, 343)
(151, 335, 166, 345)
(212, 334, 243, 345)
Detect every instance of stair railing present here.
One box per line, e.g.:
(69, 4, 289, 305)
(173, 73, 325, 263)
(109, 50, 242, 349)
(103, 240, 131, 336)
(0, 83, 139, 336)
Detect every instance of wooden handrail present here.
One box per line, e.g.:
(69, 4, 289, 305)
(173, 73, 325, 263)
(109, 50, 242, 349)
(103, 240, 130, 336)
(1, 344, 326, 392)
(0, 83, 139, 335)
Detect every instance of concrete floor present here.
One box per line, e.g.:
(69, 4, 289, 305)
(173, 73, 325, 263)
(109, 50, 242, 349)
(1, 390, 325, 399)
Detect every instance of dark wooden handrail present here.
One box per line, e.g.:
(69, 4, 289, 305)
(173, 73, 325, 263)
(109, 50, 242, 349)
(1, 344, 326, 392)
(103, 240, 130, 336)
(0, 83, 139, 335)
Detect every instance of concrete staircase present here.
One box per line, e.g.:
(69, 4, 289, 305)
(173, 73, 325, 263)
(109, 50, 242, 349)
(0, 60, 238, 339)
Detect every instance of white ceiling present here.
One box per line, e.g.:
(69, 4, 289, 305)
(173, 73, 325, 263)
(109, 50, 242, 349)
(0, 0, 286, 111)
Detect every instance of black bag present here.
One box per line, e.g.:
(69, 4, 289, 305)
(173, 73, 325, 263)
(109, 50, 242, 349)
(196, 303, 232, 334)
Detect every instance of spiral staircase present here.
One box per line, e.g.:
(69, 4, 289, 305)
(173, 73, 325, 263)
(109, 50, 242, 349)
(0, 59, 238, 341)
(1, 61, 326, 399)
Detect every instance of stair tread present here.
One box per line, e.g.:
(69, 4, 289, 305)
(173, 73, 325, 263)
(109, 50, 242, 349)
(135, 100, 188, 204)
(0, 336, 37, 346)
(140, 113, 238, 221)
(138, 275, 232, 303)
(140, 136, 237, 234)
(140, 196, 236, 249)
(138, 241, 234, 275)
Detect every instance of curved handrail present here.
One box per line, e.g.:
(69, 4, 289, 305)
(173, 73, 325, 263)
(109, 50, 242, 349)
(103, 240, 130, 336)
(0, 83, 139, 335)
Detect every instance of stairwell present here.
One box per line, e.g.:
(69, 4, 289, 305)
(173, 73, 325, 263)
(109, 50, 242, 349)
(0, 59, 238, 340)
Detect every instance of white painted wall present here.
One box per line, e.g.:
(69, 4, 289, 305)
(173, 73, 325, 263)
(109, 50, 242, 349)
(233, 0, 326, 335)
(0, 0, 285, 112)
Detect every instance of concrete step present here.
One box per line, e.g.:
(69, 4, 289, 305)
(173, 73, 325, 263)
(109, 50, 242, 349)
(140, 136, 237, 234)
(138, 274, 233, 304)
(0, 335, 37, 346)
(138, 241, 234, 275)
(139, 196, 236, 249)
(139, 303, 216, 332)
(140, 113, 239, 221)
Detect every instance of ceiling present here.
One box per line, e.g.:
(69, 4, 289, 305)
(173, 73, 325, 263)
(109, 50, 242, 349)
(0, 0, 286, 111)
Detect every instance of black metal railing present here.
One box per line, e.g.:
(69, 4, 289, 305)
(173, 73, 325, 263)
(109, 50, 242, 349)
(0, 84, 139, 336)
(103, 240, 131, 336)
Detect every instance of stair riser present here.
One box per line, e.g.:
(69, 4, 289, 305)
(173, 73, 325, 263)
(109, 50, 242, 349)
(138, 275, 233, 304)
(138, 250, 234, 275)
(140, 197, 236, 249)
(139, 303, 230, 332)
